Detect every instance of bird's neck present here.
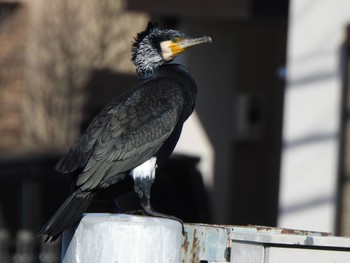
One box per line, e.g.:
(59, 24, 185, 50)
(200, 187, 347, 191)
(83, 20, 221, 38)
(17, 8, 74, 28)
(136, 63, 161, 77)
(133, 46, 165, 77)
(137, 64, 166, 80)
(149, 63, 197, 117)
(138, 63, 187, 81)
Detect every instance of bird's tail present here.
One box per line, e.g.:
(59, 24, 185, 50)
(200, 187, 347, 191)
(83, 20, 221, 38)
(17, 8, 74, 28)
(39, 190, 95, 242)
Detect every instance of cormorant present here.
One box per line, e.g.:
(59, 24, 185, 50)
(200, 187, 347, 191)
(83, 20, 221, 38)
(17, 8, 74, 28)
(39, 22, 211, 241)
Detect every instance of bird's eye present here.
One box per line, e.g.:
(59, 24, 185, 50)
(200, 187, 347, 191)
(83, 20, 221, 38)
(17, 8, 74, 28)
(171, 37, 178, 43)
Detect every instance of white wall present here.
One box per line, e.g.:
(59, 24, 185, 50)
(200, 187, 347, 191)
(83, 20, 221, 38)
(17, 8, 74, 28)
(279, 0, 350, 232)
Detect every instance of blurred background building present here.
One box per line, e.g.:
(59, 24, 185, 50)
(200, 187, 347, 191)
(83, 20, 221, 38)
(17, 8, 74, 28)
(1, 0, 350, 261)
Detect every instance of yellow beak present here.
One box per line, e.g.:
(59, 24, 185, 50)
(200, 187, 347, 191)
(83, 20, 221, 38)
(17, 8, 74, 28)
(161, 36, 212, 61)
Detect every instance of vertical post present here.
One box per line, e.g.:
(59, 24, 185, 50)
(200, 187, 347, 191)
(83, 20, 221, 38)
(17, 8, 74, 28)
(337, 24, 350, 236)
(62, 214, 182, 263)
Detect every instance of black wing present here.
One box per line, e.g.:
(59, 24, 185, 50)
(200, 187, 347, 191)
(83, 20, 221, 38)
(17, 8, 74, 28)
(56, 78, 184, 191)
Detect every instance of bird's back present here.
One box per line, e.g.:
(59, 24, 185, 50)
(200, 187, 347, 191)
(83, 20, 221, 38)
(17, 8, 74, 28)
(55, 64, 197, 191)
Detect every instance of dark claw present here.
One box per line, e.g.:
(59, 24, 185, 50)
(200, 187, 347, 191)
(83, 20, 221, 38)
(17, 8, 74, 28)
(112, 198, 123, 213)
(140, 197, 185, 235)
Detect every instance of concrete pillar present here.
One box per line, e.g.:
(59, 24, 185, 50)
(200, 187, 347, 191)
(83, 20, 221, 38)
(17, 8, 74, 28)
(62, 214, 182, 263)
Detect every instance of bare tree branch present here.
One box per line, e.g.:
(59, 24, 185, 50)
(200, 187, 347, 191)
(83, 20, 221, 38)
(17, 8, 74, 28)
(23, 0, 148, 150)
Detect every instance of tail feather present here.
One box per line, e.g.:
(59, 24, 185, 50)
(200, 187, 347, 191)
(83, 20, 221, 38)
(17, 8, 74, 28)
(39, 191, 95, 242)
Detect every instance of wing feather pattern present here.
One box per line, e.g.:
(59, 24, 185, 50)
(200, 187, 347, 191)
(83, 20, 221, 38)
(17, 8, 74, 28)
(55, 78, 184, 191)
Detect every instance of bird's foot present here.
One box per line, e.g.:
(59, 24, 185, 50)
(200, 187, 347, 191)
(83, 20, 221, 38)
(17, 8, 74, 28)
(145, 209, 185, 235)
(141, 201, 185, 235)
(111, 198, 123, 213)
(124, 209, 146, 215)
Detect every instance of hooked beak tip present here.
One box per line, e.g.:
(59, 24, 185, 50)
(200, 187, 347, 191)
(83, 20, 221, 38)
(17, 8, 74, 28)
(205, 36, 212, 44)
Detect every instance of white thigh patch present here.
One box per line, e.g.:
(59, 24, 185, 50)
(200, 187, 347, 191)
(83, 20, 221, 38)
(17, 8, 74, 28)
(131, 157, 157, 180)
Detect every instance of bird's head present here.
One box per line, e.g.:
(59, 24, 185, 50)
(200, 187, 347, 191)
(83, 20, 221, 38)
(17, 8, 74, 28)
(131, 22, 212, 76)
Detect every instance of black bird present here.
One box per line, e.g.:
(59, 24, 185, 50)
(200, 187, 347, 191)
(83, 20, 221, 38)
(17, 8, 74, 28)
(39, 22, 211, 241)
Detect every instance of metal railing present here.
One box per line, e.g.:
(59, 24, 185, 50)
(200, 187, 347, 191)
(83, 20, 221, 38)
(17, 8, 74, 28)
(0, 228, 60, 263)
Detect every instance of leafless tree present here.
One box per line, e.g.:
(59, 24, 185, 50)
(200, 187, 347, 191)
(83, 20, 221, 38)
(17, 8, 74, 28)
(23, 0, 147, 150)
(0, 4, 28, 150)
